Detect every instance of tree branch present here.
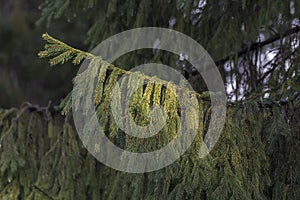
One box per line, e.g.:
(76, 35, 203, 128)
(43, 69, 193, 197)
(214, 26, 300, 66)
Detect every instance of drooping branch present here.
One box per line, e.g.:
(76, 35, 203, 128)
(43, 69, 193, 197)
(38, 33, 213, 109)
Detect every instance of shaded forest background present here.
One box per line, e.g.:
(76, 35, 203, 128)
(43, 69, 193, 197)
(0, 0, 87, 108)
(0, 0, 299, 199)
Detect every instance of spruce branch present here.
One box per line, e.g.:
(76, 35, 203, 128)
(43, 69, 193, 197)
(187, 26, 300, 77)
(32, 185, 54, 200)
(38, 33, 213, 105)
(39, 33, 297, 113)
(38, 33, 95, 66)
(215, 26, 300, 66)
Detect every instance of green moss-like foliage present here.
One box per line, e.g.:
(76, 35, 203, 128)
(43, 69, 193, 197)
(1, 32, 299, 199)
(0, 86, 299, 199)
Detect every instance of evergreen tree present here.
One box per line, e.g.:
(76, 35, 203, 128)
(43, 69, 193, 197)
(37, 0, 300, 99)
(0, 0, 299, 199)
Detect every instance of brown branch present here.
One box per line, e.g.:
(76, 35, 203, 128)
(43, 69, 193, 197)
(187, 26, 300, 77)
(215, 26, 300, 66)
(258, 49, 297, 83)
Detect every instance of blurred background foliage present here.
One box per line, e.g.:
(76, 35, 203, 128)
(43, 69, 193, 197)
(0, 0, 88, 108)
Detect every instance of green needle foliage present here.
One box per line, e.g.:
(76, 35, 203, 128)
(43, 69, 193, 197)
(0, 90, 299, 199)
(37, 0, 300, 100)
(1, 0, 299, 199)
(38, 33, 92, 66)
(0, 34, 299, 199)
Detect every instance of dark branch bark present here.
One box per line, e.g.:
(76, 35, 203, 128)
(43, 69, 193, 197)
(187, 26, 300, 78)
(214, 26, 300, 66)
